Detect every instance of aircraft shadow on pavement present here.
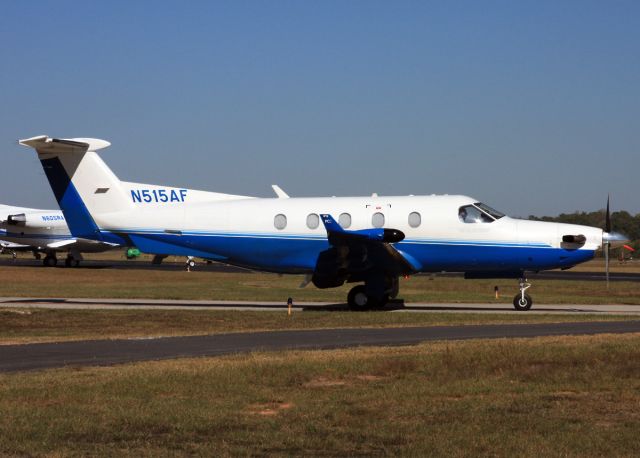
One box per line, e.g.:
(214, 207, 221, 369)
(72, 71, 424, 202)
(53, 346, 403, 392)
(301, 300, 408, 312)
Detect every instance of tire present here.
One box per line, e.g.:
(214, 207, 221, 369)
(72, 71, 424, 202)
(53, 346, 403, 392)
(64, 257, 72, 268)
(43, 256, 57, 267)
(513, 293, 533, 311)
(347, 285, 370, 311)
(187, 259, 196, 268)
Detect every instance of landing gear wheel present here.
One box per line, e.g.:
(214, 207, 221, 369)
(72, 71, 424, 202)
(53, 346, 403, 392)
(347, 285, 370, 311)
(65, 256, 80, 268)
(43, 255, 57, 267)
(513, 293, 533, 311)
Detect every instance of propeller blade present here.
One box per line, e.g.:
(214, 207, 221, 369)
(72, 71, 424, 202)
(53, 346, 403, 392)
(604, 195, 611, 289)
(298, 274, 312, 289)
(605, 240, 610, 289)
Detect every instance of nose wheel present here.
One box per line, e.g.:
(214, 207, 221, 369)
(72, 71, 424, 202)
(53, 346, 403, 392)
(513, 277, 533, 311)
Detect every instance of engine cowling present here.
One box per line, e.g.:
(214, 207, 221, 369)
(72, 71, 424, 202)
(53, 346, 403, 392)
(5, 211, 67, 228)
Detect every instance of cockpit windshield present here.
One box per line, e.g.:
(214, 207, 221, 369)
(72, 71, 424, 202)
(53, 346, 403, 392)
(458, 202, 506, 224)
(474, 202, 505, 220)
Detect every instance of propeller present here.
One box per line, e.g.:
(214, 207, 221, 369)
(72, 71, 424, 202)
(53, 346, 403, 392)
(601, 195, 629, 288)
(605, 195, 611, 233)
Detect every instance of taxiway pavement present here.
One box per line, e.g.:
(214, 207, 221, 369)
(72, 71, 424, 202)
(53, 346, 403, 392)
(2, 320, 640, 373)
(2, 297, 640, 314)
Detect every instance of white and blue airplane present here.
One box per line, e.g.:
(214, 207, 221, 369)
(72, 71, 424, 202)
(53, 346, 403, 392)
(0, 203, 119, 266)
(19, 135, 621, 310)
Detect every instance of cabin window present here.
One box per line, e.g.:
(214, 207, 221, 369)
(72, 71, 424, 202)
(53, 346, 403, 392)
(458, 205, 493, 223)
(338, 213, 352, 228)
(306, 213, 320, 229)
(274, 214, 287, 230)
(408, 212, 421, 228)
(372, 212, 385, 228)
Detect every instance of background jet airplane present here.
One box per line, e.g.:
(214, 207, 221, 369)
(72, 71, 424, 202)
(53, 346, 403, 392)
(0, 204, 120, 266)
(19, 135, 625, 309)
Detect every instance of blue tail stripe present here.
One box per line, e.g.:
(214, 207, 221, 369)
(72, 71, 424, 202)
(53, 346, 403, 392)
(40, 157, 101, 240)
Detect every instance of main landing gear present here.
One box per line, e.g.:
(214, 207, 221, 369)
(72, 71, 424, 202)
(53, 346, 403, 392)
(346, 275, 399, 311)
(64, 254, 80, 268)
(513, 276, 533, 311)
(43, 254, 57, 267)
(42, 253, 81, 267)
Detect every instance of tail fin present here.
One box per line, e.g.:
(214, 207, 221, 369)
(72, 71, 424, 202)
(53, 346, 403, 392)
(19, 135, 131, 240)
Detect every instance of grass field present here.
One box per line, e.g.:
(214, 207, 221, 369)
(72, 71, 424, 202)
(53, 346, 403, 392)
(1, 263, 640, 305)
(2, 308, 637, 345)
(2, 255, 639, 456)
(2, 333, 640, 456)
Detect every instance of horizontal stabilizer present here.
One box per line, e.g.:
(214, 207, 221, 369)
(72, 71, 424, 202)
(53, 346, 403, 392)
(19, 136, 111, 154)
(47, 239, 77, 249)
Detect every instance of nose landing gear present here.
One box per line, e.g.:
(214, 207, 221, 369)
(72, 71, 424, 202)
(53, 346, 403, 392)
(513, 276, 533, 311)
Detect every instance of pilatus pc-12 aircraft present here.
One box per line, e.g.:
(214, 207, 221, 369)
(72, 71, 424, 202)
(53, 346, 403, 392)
(19, 135, 623, 310)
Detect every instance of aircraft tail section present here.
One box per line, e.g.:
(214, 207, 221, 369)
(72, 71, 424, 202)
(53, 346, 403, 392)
(19, 136, 131, 240)
(20, 135, 254, 244)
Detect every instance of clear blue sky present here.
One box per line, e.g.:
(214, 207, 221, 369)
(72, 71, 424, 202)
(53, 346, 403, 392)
(1, 1, 638, 217)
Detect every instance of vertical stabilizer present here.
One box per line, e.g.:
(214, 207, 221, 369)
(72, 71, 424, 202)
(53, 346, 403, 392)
(19, 136, 131, 240)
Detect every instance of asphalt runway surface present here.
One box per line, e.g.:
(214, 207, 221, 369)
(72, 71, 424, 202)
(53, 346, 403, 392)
(3, 297, 640, 315)
(1, 257, 640, 281)
(2, 320, 640, 373)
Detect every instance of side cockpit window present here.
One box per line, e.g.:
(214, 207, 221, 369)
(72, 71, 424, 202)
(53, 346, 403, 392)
(459, 202, 505, 224)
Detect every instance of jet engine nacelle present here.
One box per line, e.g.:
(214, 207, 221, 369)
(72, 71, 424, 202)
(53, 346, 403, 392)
(5, 211, 67, 229)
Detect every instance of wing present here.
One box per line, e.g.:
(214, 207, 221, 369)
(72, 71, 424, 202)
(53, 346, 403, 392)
(312, 214, 417, 289)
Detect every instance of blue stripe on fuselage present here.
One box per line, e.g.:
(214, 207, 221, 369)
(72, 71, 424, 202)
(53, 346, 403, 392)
(102, 229, 594, 273)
